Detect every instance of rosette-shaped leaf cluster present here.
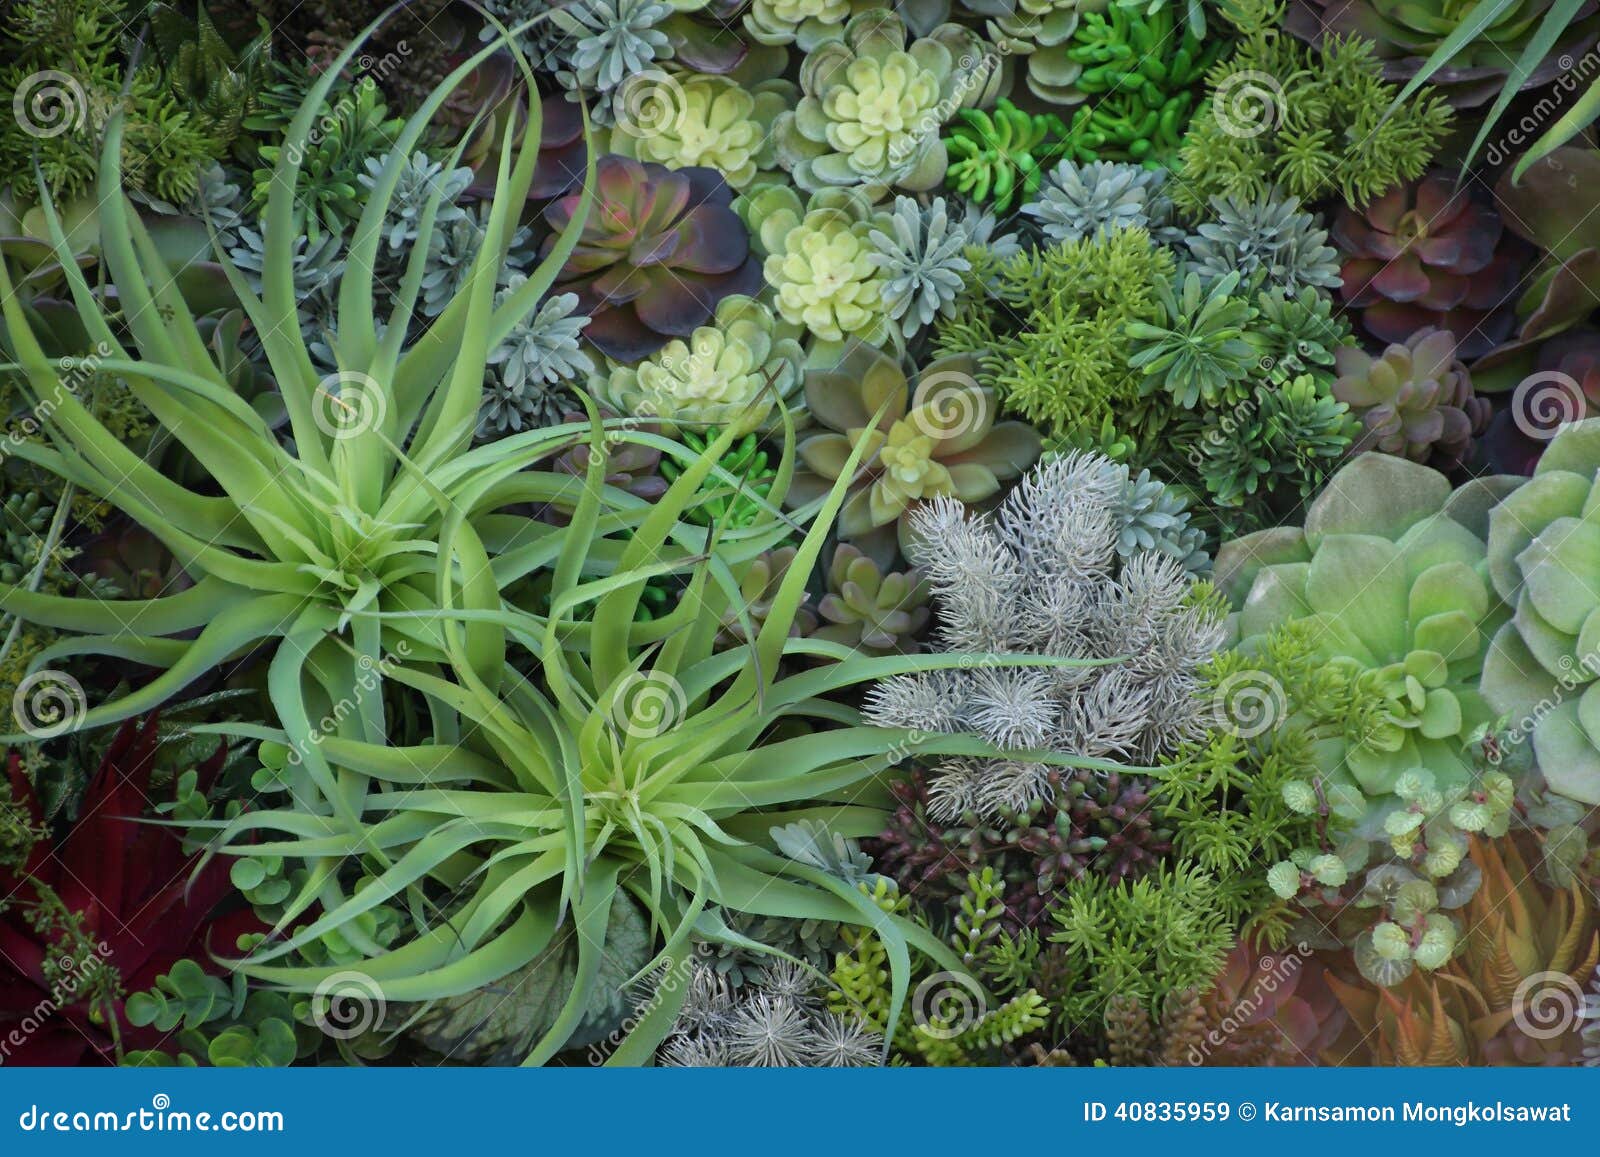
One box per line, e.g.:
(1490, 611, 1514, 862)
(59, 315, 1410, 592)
(715, 547, 819, 648)
(609, 74, 795, 190)
(1285, 0, 1600, 108)
(543, 155, 762, 363)
(787, 343, 1041, 552)
(1333, 173, 1526, 359)
(596, 294, 806, 431)
(744, 0, 877, 48)
(959, 0, 1089, 105)
(1332, 328, 1488, 472)
(738, 185, 895, 351)
(1023, 158, 1181, 245)
(775, 10, 989, 195)
(1481, 419, 1600, 806)
(815, 543, 931, 655)
(1216, 452, 1515, 846)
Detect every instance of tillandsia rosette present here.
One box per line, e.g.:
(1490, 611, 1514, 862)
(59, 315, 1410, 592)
(775, 10, 994, 196)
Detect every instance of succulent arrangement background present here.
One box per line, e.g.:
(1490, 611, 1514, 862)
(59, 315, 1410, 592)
(2, 0, 1600, 1074)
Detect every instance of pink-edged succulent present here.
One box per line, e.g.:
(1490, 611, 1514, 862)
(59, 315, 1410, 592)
(1333, 173, 1526, 359)
(542, 155, 762, 363)
(1332, 327, 1489, 471)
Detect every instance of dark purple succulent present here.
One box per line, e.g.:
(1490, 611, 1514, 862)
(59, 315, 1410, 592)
(1481, 328, 1600, 474)
(543, 155, 761, 364)
(1333, 172, 1527, 359)
(867, 765, 1171, 931)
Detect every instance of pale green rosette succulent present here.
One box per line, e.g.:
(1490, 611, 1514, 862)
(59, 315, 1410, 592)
(1215, 452, 1522, 847)
(743, 0, 877, 49)
(597, 294, 806, 431)
(736, 184, 894, 356)
(961, 0, 1098, 103)
(775, 10, 991, 195)
(609, 74, 796, 190)
(1480, 419, 1600, 806)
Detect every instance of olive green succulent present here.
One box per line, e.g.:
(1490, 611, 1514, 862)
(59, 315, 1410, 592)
(1331, 328, 1489, 473)
(786, 342, 1041, 554)
(596, 295, 806, 431)
(960, 0, 1098, 105)
(1216, 451, 1517, 855)
(1481, 420, 1600, 807)
(737, 185, 894, 355)
(608, 74, 795, 190)
(775, 10, 990, 195)
(815, 544, 931, 654)
(715, 547, 819, 648)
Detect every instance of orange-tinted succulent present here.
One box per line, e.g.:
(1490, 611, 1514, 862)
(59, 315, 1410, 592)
(1322, 835, 1599, 1065)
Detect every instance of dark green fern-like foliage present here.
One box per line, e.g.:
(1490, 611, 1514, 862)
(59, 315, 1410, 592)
(1175, 0, 1452, 213)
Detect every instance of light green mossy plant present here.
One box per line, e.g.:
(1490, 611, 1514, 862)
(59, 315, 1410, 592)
(1480, 419, 1600, 807)
(608, 74, 795, 190)
(1174, 0, 1452, 213)
(595, 294, 805, 432)
(775, 10, 990, 196)
(1215, 451, 1526, 856)
(936, 225, 1174, 442)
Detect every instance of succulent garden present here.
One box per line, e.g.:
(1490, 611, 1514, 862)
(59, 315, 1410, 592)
(3, 0, 1600, 1070)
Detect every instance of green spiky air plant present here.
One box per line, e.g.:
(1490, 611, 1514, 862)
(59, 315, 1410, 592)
(0, 11, 1115, 1065)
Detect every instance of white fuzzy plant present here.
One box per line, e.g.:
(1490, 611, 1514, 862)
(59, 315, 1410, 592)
(865, 453, 1228, 821)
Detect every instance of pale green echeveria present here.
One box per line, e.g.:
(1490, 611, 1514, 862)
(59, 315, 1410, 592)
(595, 294, 806, 432)
(736, 183, 893, 360)
(1215, 452, 1519, 839)
(776, 10, 991, 197)
(1481, 418, 1600, 807)
(608, 74, 795, 190)
(744, 0, 878, 49)
(962, 0, 1097, 104)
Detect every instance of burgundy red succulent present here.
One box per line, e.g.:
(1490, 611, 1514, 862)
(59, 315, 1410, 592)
(868, 765, 1171, 931)
(0, 718, 258, 1065)
(1333, 173, 1526, 359)
(542, 155, 762, 364)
